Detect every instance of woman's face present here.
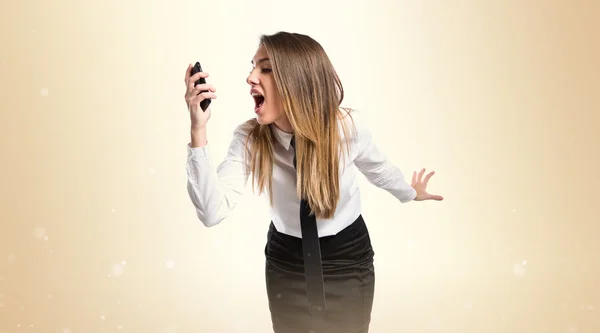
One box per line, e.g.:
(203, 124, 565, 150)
(247, 45, 291, 131)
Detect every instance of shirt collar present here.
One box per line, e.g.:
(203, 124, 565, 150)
(271, 124, 294, 150)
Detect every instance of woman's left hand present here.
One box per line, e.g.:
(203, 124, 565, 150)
(412, 168, 444, 201)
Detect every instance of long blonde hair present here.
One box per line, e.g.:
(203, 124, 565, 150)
(242, 32, 355, 219)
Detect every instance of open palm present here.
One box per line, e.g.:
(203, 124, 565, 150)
(412, 168, 444, 201)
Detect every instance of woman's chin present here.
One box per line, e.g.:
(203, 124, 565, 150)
(255, 109, 274, 124)
(255, 115, 273, 125)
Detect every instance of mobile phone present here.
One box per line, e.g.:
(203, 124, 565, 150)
(191, 61, 211, 112)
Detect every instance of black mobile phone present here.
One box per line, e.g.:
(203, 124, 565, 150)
(191, 61, 211, 112)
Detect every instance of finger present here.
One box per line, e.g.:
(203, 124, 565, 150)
(192, 83, 216, 94)
(428, 194, 444, 201)
(412, 171, 417, 184)
(186, 72, 210, 93)
(185, 90, 216, 104)
(190, 92, 217, 105)
(200, 91, 217, 100)
(186, 86, 214, 99)
(423, 171, 435, 185)
(418, 168, 426, 182)
(189, 71, 209, 82)
(187, 92, 217, 104)
(184, 63, 193, 83)
(186, 78, 196, 94)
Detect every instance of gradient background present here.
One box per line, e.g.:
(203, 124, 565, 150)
(1, 0, 599, 332)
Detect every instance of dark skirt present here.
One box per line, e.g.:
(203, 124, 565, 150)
(264, 214, 375, 333)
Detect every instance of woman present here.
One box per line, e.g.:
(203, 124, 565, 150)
(184, 31, 443, 333)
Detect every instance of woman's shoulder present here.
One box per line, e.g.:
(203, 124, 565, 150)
(337, 107, 371, 141)
(231, 118, 258, 137)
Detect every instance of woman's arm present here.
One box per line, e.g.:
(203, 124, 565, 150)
(186, 124, 251, 227)
(352, 113, 417, 203)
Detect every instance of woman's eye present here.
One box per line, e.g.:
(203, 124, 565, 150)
(248, 67, 272, 74)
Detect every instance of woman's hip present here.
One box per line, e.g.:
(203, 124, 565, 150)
(264, 214, 375, 275)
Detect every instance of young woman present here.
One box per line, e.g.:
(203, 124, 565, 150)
(184, 31, 443, 333)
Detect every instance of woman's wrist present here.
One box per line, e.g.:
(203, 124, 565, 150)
(190, 126, 208, 148)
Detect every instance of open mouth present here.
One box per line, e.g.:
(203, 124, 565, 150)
(252, 92, 265, 111)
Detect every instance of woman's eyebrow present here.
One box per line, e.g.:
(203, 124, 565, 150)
(251, 57, 270, 65)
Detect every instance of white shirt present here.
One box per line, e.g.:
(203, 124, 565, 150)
(186, 110, 416, 238)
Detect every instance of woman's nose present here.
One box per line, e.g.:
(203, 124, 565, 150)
(247, 70, 259, 85)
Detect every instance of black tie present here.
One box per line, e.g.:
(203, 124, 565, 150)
(290, 136, 327, 317)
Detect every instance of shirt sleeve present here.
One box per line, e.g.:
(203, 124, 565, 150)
(186, 124, 252, 227)
(352, 112, 417, 203)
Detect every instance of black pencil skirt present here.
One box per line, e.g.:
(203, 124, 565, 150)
(264, 214, 375, 333)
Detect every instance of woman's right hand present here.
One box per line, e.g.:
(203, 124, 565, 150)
(184, 63, 217, 129)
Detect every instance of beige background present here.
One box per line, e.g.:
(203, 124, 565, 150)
(1, 0, 599, 332)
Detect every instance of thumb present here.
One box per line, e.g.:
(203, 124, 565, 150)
(428, 194, 444, 201)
